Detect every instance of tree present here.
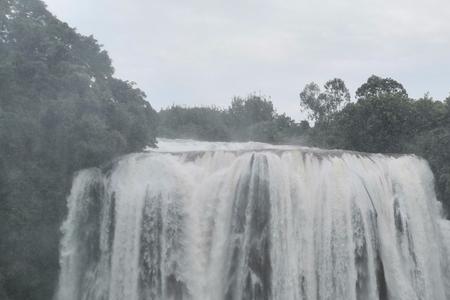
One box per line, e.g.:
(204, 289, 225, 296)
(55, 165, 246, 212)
(410, 93, 446, 132)
(299, 82, 323, 121)
(158, 95, 309, 144)
(0, 1, 158, 299)
(299, 78, 350, 122)
(332, 94, 414, 153)
(229, 95, 275, 127)
(158, 105, 230, 141)
(323, 78, 351, 113)
(356, 75, 408, 100)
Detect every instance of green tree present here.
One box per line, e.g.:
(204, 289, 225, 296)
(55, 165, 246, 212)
(333, 95, 414, 153)
(355, 75, 408, 100)
(158, 95, 308, 144)
(158, 105, 230, 141)
(229, 95, 275, 127)
(0, 1, 157, 299)
(299, 78, 350, 123)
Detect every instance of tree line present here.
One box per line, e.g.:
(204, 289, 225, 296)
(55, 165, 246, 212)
(158, 96, 309, 143)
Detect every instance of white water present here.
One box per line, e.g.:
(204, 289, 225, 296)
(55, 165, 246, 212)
(56, 139, 450, 300)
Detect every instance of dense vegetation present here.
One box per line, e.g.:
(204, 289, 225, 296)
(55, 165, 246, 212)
(1, 1, 450, 300)
(159, 96, 309, 143)
(0, 0, 157, 299)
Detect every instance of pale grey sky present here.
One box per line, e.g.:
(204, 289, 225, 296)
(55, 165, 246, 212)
(44, 0, 450, 120)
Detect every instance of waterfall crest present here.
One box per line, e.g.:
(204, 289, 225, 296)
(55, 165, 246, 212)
(56, 139, 450, 300)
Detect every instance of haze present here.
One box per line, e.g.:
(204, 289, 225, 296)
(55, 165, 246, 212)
(44, 0, 450, 120)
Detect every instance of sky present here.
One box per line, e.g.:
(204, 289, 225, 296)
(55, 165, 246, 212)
(44, 0, 450, 120)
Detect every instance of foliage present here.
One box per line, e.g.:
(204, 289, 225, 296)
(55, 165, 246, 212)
(355, 75, 408, 100)
(0, 1, 157, 299)
(331, 95, 414, 153)
(228, 96, 275, 127)
(158, 105, 230, 141)
(299, 78, 350, 123)
(158, 95, 309, 144)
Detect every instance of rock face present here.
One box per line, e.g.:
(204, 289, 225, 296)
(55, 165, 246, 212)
(56, 139, 450, 300)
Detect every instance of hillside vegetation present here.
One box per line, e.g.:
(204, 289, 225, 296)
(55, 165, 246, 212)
(0, 1, 157, 299)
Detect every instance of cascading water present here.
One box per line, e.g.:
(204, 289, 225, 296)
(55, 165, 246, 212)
(56, 139, 450, 300)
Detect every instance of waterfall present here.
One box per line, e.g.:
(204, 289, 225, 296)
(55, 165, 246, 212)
(56, 139, 450, 300)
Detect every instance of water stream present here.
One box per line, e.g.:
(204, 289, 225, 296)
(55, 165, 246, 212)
(55, 139, 450, 300)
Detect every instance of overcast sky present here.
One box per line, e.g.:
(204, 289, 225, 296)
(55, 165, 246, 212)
(44, 0, 450, 120)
